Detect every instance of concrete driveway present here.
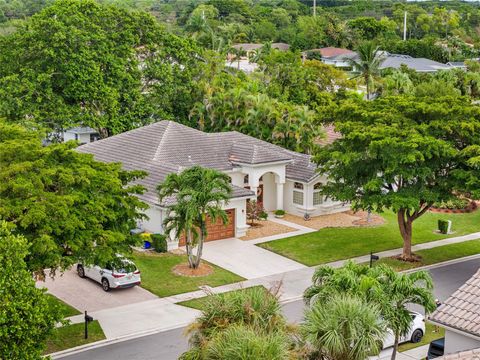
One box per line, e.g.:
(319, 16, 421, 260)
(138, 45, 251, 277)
(37, 267, 157, 313)
(201, 238, 306, 279)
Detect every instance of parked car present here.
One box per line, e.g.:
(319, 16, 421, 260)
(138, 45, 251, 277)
(77, 257, 141, 291)
(426, 337, 445, 359)
(382, 312, 426, 349)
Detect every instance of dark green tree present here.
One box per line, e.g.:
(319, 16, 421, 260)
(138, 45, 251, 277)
(0, 121, 147, 275)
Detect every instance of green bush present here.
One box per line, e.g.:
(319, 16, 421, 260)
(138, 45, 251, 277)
(151, 234, 167, 253)
(274, 210, 285, 216)
(433, 198, 469, 210)
(259, 211, 268, 220)
(438, 220, 450, 234)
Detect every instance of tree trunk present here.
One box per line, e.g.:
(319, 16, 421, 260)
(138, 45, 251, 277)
(397, 209, 413, 260)
(365, 74, 370, 100)
(185, 230, 195, 269)
(194, 222, 206, 269)
(390, 332, 400, 360)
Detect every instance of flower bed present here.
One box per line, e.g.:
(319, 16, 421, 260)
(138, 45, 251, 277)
(430, 199, 477, 214)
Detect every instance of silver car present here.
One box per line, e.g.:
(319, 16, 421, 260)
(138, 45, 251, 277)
(77, 257, 141, 291)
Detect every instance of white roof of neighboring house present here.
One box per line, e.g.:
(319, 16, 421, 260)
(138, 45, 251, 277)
(430, 269, 480, 338)
(225, 59, 258, 73)
(65, 126, 98, 134)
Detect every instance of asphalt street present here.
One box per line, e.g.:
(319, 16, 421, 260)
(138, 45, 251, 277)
(57, 257, 480, 360)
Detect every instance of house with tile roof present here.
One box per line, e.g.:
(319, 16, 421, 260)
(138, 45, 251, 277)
(429, 269, 480, 356)
(77, 120, 347, 249)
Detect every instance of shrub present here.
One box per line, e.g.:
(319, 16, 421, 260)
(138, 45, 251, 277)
(274, 210, 285, 216)
(433, 198, 469, 210)
(151, 234, 167, 253)
(438, 220, 450, 234)
(259, 211, 268, 220)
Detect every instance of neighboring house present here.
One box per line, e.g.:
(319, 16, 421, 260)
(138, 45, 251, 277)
(63, 127, 100, 144)
(447, 61, 467, 70)
(321, 49, 454, 73)
(225, 59, 258, 73)
(77, 121, 347, 249)
(301, 47, 355, 62)
(438, 348, 480, 359)
(429, 269, 480, 355)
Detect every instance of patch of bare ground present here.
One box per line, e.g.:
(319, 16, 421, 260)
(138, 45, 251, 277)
(283, 210, 385, 230)
(172, 263, 214, 277)
(240, 220, 297, 240)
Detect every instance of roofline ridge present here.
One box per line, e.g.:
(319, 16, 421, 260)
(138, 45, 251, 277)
(152, 121, 173, 161)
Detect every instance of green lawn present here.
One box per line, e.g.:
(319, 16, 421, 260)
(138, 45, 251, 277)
(177, 285, 267, 310)
(398, 322, 444, 352)
(45, 293, 81, 318)
(373, 239, 480, 271)
(44, 320, 105, 355)
(132, 252, 245, 298)
(258, 211, 480, 266)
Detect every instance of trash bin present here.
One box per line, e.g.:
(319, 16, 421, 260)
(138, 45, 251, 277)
(144, 240, 152, 249)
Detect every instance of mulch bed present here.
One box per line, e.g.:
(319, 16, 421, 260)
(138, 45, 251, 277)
(348, 210, 385, 226)
(172, 263, 214, 277)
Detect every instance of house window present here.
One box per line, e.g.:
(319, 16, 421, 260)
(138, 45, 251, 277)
(313, 183, 323, 206)
(293, 182, 304, 205)
(244, 174, 249, 185)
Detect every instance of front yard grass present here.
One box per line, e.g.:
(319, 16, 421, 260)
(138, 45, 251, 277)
(132, 252, 245, 298)
(45, 293, 81, 318)
(44, 320, 105, 355)
(177, 285, 267, 310)
(373, 239, 480, 272)
(398, 322, 444, 352)
(258, 210, 480, 266)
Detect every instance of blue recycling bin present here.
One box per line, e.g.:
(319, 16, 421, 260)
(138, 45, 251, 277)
(144, 240, 152, 249)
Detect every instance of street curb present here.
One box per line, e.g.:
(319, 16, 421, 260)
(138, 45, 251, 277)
(49, 321, 192, 359)
(49, 254, 480, 358)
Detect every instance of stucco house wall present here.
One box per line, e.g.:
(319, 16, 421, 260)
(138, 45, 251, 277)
(445, 330, 480, 355)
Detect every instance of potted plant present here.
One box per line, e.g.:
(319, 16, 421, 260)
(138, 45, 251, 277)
(274, 209, 285, 218)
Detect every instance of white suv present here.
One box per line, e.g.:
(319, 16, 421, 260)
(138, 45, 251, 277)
(382, 311, 425, 349)
(77, 257, 141, 291)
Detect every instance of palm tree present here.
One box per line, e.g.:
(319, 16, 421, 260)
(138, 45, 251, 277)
(371, 266, 436, 360)
(302, 295, 385, 360)
(157, 166, 232, 269)
(304, 262, 436, 360)
(348, 42, 385, 100)
(383, 70, 413, 95)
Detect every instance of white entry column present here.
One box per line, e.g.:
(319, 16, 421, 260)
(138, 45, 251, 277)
(276, 181, 284, 210)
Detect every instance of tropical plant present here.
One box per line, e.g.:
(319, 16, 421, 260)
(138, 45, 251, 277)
(348, 41, 385, 99)
(302, 294, 385, 360)
(382, 70, 413, 95)
(158, 166, 232, 269)
(304, 262, 436, 360)
(246, 200, 263, 226)
(181, 286, 294, 359)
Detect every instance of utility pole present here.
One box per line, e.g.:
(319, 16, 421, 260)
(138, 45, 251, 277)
(313, 0, 316, 17)
(403, 11, 407, 41)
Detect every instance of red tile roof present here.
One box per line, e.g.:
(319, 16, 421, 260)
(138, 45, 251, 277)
(305, 47, 354, 58)
(318, 124, 342, 146)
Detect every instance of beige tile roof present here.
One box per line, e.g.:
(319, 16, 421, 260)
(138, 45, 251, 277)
(430, 269, 480, 337)
(438, 348, 480, 359)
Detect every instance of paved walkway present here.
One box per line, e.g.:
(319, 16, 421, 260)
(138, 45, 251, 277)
(201, 237, 306, 279)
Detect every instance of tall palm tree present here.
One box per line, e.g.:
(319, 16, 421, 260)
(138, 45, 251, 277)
(371, 266, 436, 360)
(348, 42, 385, 100)
(302, 295, 385, 360)
(157, 166, 232, 269)
(304, 262, 436, 360)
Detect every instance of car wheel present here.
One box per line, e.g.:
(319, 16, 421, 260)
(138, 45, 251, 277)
(77, 265, 85, 278)
(411, 329, 423, 343)
(101, 278, 110, 292)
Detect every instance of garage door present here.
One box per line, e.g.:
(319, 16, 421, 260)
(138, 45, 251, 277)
(178, 209, 235, 246)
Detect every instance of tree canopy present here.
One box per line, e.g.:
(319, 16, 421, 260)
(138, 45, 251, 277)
(0, 121, 147, 275)
(0, 221, 62, 359)
(315, 95, 480, 259)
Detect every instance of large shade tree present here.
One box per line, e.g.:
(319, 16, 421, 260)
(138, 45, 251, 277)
(0, 221, 63, 359)
(0, 121, 147, 275)
(315, 95, 480, 260)
(158, 166, 232, 269)
(0, 0, 201, 137)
